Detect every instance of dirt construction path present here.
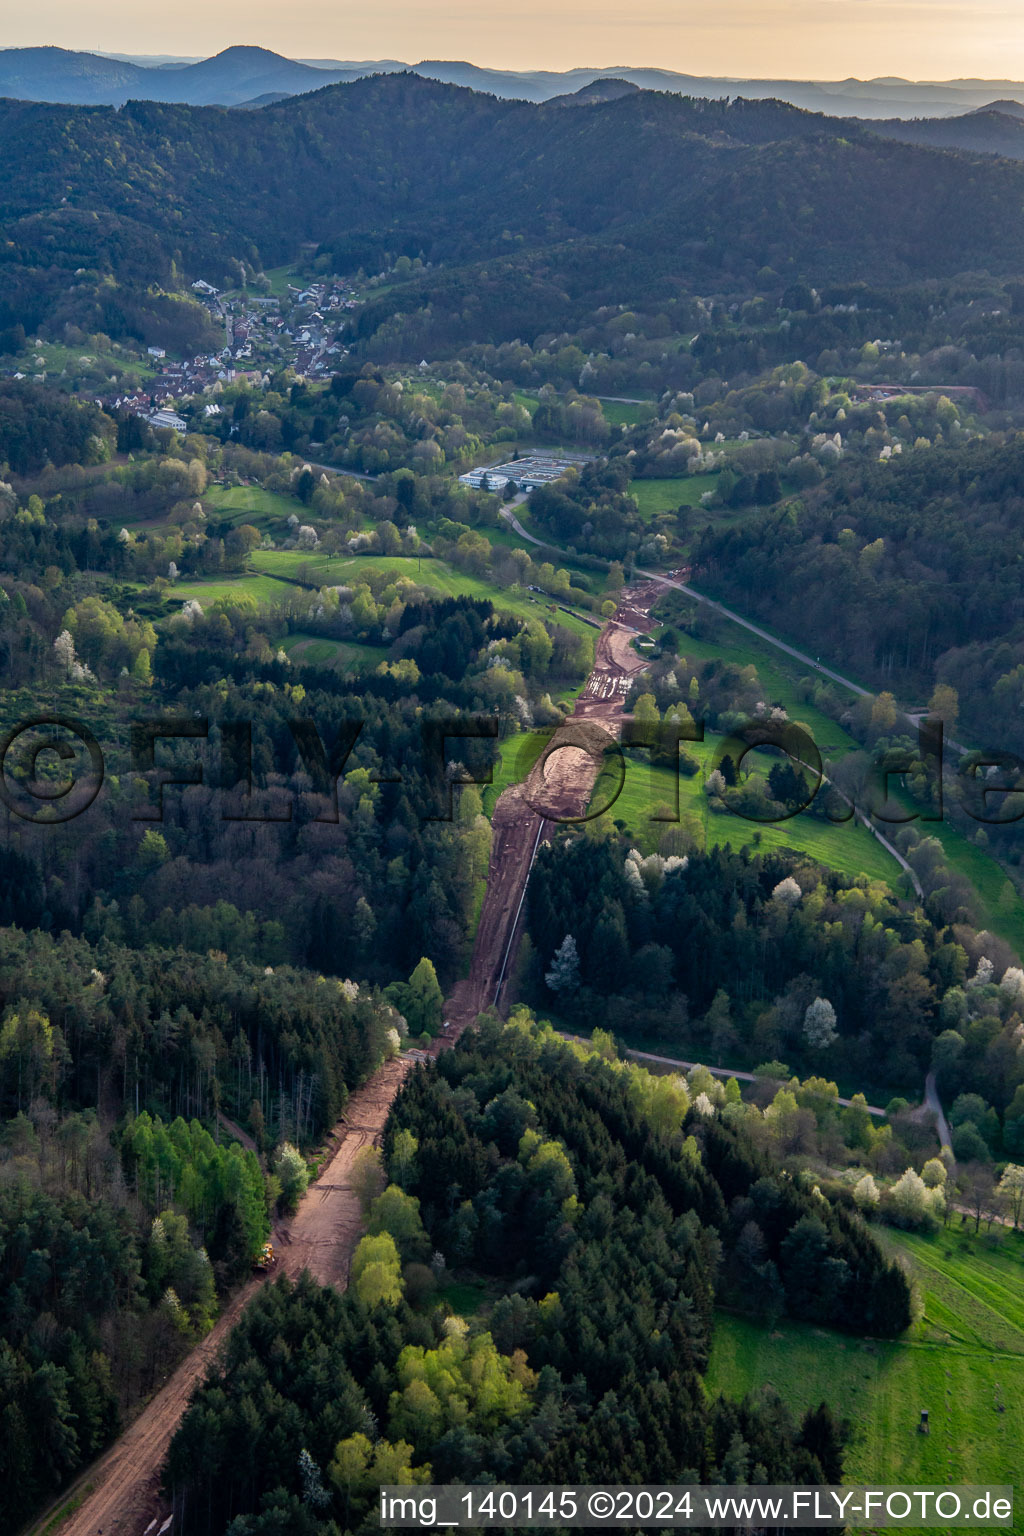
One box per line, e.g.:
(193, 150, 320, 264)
(49, 1059, 412, 1536)
(442, 587, 654, 1036)
(46, 589, 657, 1536)
(274, 1056, 412, 1287)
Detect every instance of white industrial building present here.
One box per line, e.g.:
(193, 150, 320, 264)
(148, 408, 188, 432)
(459, 453, 591, 493)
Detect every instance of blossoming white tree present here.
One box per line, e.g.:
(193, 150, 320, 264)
(803, 997, 838, 1049)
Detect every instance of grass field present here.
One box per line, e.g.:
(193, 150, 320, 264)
(632, 475, 720, 519)
(657, 621, 1024, 954)
(706, 1226, 1024, 1525)
(598, 398, 658, 427)
(219, 263, 299, 301)
(123, 483, 304, 539)
(510, 392, 656, 430)
(591, 747, 909, 887)
(250, 551, 600, 637)
(663, 626, 866, 761)
(1, 338, 157, 385)
(168, 573, 292, 607)
(263, 263, 299, 297)
(482, 730, 547, 817)
(276, 632, 339, 667)
(277, 632, 384, 673)
(204, 484, 302, 530)
(923, 820, 1024, 959)
(630, 476, 778, 552)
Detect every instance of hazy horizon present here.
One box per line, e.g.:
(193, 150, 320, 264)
(12, 44, 1024, 88)
(5, 0, 1024, 83)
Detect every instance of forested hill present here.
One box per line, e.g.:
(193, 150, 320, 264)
(866, 107, 1024, 161)
(694, 433, 1024, 746)
(10, 73, 1024, 339)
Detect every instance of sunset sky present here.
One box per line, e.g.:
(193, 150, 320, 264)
(6, 0, 1024, 81)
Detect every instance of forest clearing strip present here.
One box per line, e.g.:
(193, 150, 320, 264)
(494, 813, 545, 1008)
(442, 589, 652, 1040)
(39, 1059, 411, 1536)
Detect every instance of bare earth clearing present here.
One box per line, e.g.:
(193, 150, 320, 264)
(444, 589, 653, 1034)
(274, 1057, 412, 1287)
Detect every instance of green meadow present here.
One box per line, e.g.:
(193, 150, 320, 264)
(591, 746, 908, 888)
(706, 1226, 1024, 1531)
(203, 483, 302, 529)
(1, 338, 157, 385)
(597, 397, 658, 427)
(509, 391, 656, 429)
(275, 632, 385, 672)
(167, 573, 292, 606)
(482, 730, 547, 817)
(653, 619, 1024, 954)
(249, 550, 600, 637)
(631, 474, 720, 519)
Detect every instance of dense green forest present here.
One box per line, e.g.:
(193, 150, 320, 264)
(5, 55, 1024, 1536)
(10, 75, 1024, 344)
(0, 917, 405, 1531)
(164, 1017, 891, 1534)
(0, 381, 113, 474)
(525, 833, 1024, 1129)
(0, 390, 600, 1528)
(0, 929, 394, 1134)
(696, 436, 1024, 708)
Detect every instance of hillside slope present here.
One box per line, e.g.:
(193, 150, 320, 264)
(866, 105, 1024, 160)
(7, 73, 1024, 340)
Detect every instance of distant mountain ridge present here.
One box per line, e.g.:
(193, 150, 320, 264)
(0, 45, 359, 106)
(971, 99, 1024, 118)
(865, 104, 1024, 160)
(9, 68, 1024, 361)
(546, 78, 641, 108)
(7, 71, 1024, 315)
(9, 44, 1024, 116)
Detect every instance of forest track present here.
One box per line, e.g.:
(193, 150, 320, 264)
(215, 1109, 258, 1153)
(45, 586, 655, 1535)
(274, 1058, 412, 1289)
(441, 586, 652, 1040)
(44, 1058, 412, 1536)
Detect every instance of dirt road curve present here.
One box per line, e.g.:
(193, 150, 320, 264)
(53, 1060, 411, 1536)
(442, 587, 653, 1036)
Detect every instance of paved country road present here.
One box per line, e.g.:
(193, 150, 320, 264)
(621, 1044, 889, 1116)
(633, 564, 873, 699)
(499, 506, 872, 699)
(925, 1068, 954, 1155)
(558, 1034, 889, 1117)
(500, 508, 871, 695)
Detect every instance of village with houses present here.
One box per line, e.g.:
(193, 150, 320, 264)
(0, 270, 364, 431)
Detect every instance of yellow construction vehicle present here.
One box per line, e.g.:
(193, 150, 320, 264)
(253, 1241, 276, 1272)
